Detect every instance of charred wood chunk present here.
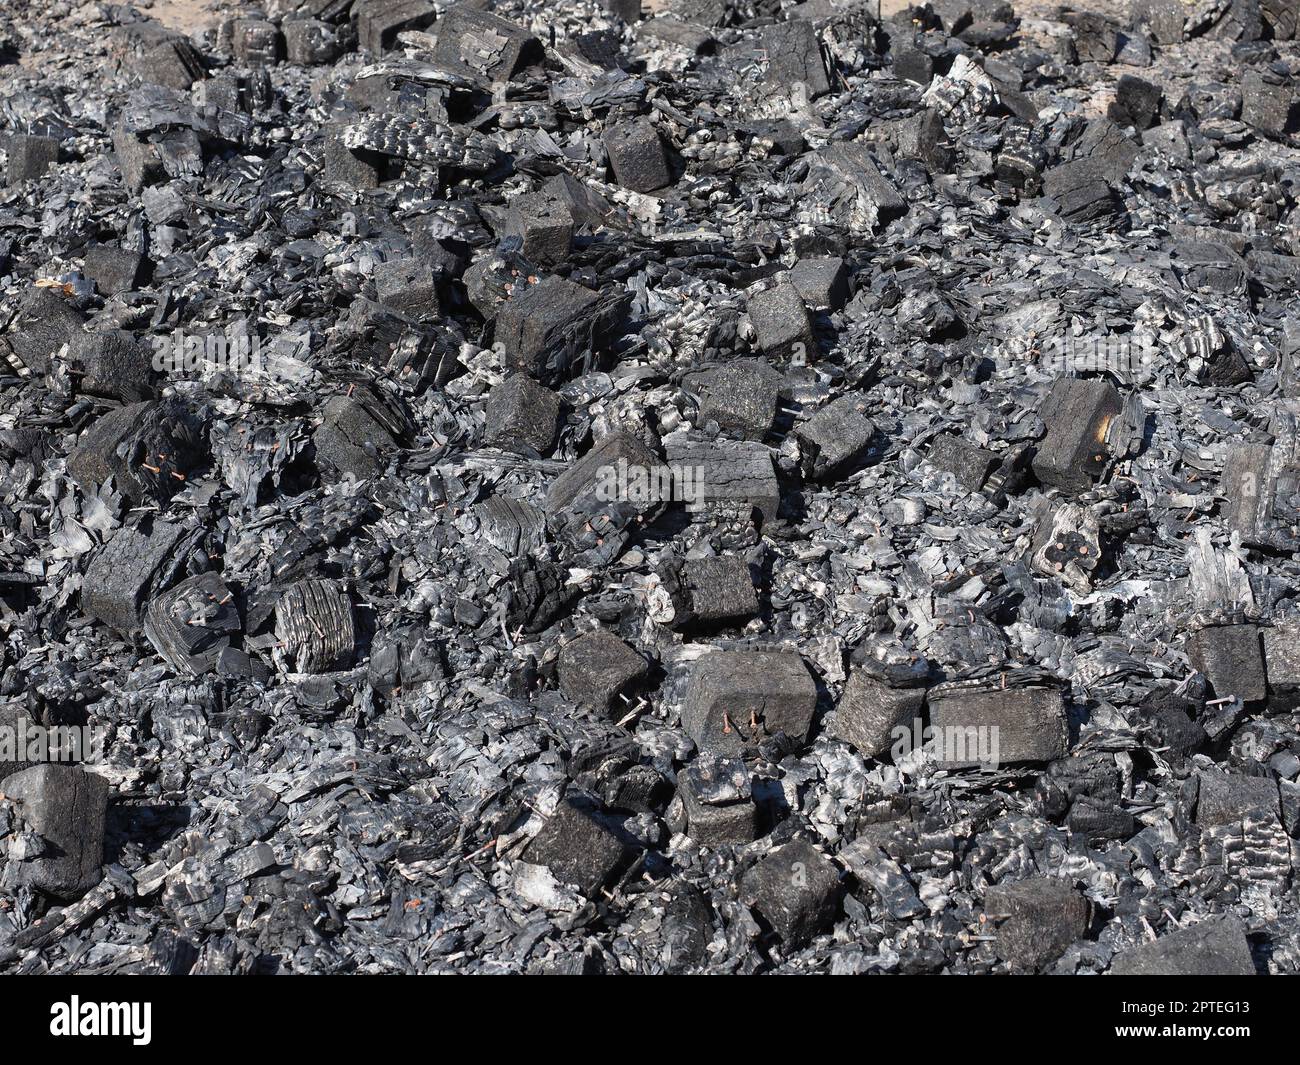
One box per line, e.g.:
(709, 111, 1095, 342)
(8, 286, 84, 375)
(82, 519, 195, 634)
(1187, 624, 1266, 703)
(926, 433, 998, 491)
(689, 359, 782, 440)
(557, 629, 649, 713)
(664, 434, 781, 526)
(320, 126, 381, 189)
(356, 0, 436, 55)
(113, 122, 164, 192)
(503, 188, 574, 266)
(314, 387, 407, 481)
(1221, 432, 1300, 549)
(485, 374, 561, 456)
(1, 766, 108, 900)
(1040, 159, 1122, 224)
(1031, 377, 1122, 495)
(0, 703, 86, 781)
(1067, 795, 1137, 844)
(368, 627, 444, 696)
(1261, 0, 1300, 36)
(741, 838, 841, 948)
(522, 793, 633, 895)
(374, 257, 442, 320)
(1131, 0, 1186, 43)
(433, 6, 541, 81)
(145, 572, 240, 677)
(762, 20, 830, 98)
(926, 681, 1068, 767)
(84, 243, 146, 296)
(67, 400, 206, 503)
(681, 556, 759, 627)
(795, 393, 876, 481)
(471, 496, 548, 561)
(636, 15, 715, 53)
(341, 114, 496, 171)
(890, 38, 934, 85)
(984, 878, 1089, 972)
(1196, 771, 1280, 826)
(1109, 917, 1255, 975)
(6, 134, 58, 185)
(788, 256, 848, 311)
(875, 112, 951, 174)
(284, 18, 343, 65)
(505, 559, 579, 633)
(801, 142, 906, 233)
(136, 36, 208, 90)
(59, 329, 156, 402)
(1071, 117, 1140, 182)
(830, 670, 925, 759)
(603, 116, 673, 193)
(1063, 11, 1119, 62)
(273, 579, 355, 673)
(231, 19, 283, 65)
(747, 281, 816, 362)
(1240, 71, 1293, 138)
(495, 274, 629, 383)
(1263, 620, 1300, 710)
(679, 755, 759, 845)
(683, 650, 817, 756)
(1108, 74, 1161, 130)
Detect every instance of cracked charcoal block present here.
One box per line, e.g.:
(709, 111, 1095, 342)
(683, 650, 817, 756)
(1187, 624, 1266, 703)
(1131, 0, 1186, 42)
(679, 757, 759, 845)
(741, 839, 841, 947)
(690, 360, 782, 440)
(1241, 73, 1292, 137)
(83, 244, 146, 296)
(504, 189, 574, 265)
(830, 671, 925, 759)
(432, 6, 542, 81)
(232, 20, 283, 65)
(522, 794, 631, 895)
(1262, 0, 1300, 35)
(1221, 432, 1300, 549)
(374, 258, 442, 319)
(314, 390, 405, 480)
(1263, 621, 1300, 709)
(144, 571, 240, 676)
(984, 878, 1089, 971)
(320, 129, 381, 189)
(1109, 918, 1255, 975)
(788, 257, 848, 311)
(1031, 378, 1123, 495)
(1067, 796, 1137, 843)
(603, 117, 673, 194)
(926, 433, 998, 491)
(663, 434, 781, 525)
(747, 282, 816, 362)
(82, 519, 193, 634)
(60, 330, 156, 402)
(802, 143, 906, 234)
(557, 629, 649, 713)
(1108, 75, 1161, 130)
(1040, 161, 1122, 223)
(6, 134, 58, 185)
(67, 400, 205, 503)
(926, 683, 1068, 767)
(495, 274, 628, 382)
(274, 580, 355, 673)
(1196, 771, 1280, 826)
(762, 20, 831, 99)
(284, 19, 342, 65)
(8, 286, 84, 375)
(681, 556, 758, 626)
(0, 766, 109, 900)
(1064, 12, 1119, 62)
(485, 374, 561, 456)
(356, 0, 436, 54)
(795, 394, 876, 481)
(890, 39, 934, 85)
(136, 36, 207, 90)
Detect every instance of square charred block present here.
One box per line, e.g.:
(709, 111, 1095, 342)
(762, 20, 830, 99)
(232, 19, 283, 65)
(144, 571, 241, 676)
(8, 286, 85, 375)
(504, 188, 574, 265)
(1187, 624, 1266, 703)
(788, 257, 848, 311)
(1241, 72, 1293, 138)
(802, 142, 906, 233)
(984, 878, 1090, 971)
(741, 839, 841, 947)
(523, 794, 631, 895)
(356, 0, 436, 54)
(664, 434, 781, 526)
(136, 36, 207, 90)
(495, 274, 627, 382)
(113, 123, 163, 192)
(274, 579, 355, 673)
(67, 400, 204, 504)
(7, 134, 58, 185)
(62, 330, 157, 403)
(1196, 771, 1279, 827)
(683, 650, 817, 756)
(830, 670, 925, 760)
(795, 393, 876, 481)
(1109, 917, 1255, 975)
(432, 6, 542, 81)
(890, 38, 934, 85)
(374, 257, 442, 319)
(1064, 11, 1119, 62)
(557, 629, 649, 713)
(320, 128, 381, 190)
(82, 519, 192, 635)
(0, 765, 109, 900)
(681, 556, 759, 626)
(1031, 377, 1122, 495)
(690, 359, 782, 440)
(284, 19, 343, 65)
(1263, 620, 1300, 709)
(603, 117, 673, 193)
(314, 391, 405, 480)
(926, 433, 998, 491)
(486, 374, 562, 456)
(84, 244, 146, 296)
(748, 281, 817, 362)
(926, 681, 1068, 767)
(678, 756, 759, 845)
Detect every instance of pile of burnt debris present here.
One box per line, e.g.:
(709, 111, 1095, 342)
(0, 0, 1299, 975)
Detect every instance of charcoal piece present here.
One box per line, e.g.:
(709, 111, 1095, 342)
(762, 20, 831, 99)
(557, 629, 649, 714)
(984, 878, 1089, 971)
(683, 650, 817, 756)
(1187, 624, 1265, 703)
(522, 794, 631, 895)
(741, 839, 841, 947)
(1131, 0, 1186, 43)
(485, 374, 561, 456)
(284, 19, 342, 64)
(368, 627, 444, 696)
(1142, 691, 1207, 758)
(342, 115, 497, 171)
(681, 556, 758, 626)
(473, 496, 548, 560)
(0, 766, 108, 900)
(6, 134, 58, 185)
(320, 128, 381, 190)
(216, 647, 271, 684)
(495, 275, 628, 383)
(830, 670, 925, 760)
(1064, 12, 1119, 62)
(1067, 796, 1137, 843)
(1109, 918, 1255, 975)
(432, 6, 541, 81)
(231, 19, 283, 65)
(926, 433, 998, 491)
(1196, 771, 1279, 826)
(1031, 378, 1122, 495)
(60, 330, 156, 402)
(1071, 117, 1140, 181)
(788, 257, 848, 311)
(506, 560, 579, 634)
(1040, 159, 1122, 223)
(603, 117, 673, 193)
(636, 15, 715, 53)
(7, 286, 84, 375)
(144, 572, 240, 676)
(503, 188, 574, 265)
(1221, 426, 1300, 550)
(794, 393, 876, 481)
(801, 142, 906, 233)
(82, 519, 192, 634)
(273, 580, 355, 673)
(83, 244, 146, 296)
(1240, 72, 1292, 138)
(747, 282, 816, 362)
(68, 400, 204, 503)
(1263, 621, 1300, 710)
(136, 36, 207, 90)
(926, 682, 1068, 767)
(202, 70, 273, 114)
(113, 123, 163, 192)
(1261, 0, 1299, 36)
(661, 883, 712, 973)
(314, 389, 405, 480)
(1108, 75, 1161, 130)
(689, 359, 782, 440)
(678, 756, 759, 845)
(663, 435, 781, 525)
(746, 118, 805, 156)
(891, 39, 934, 85)
(374, 258, 442, 319)
(356, 0, 436, 54)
